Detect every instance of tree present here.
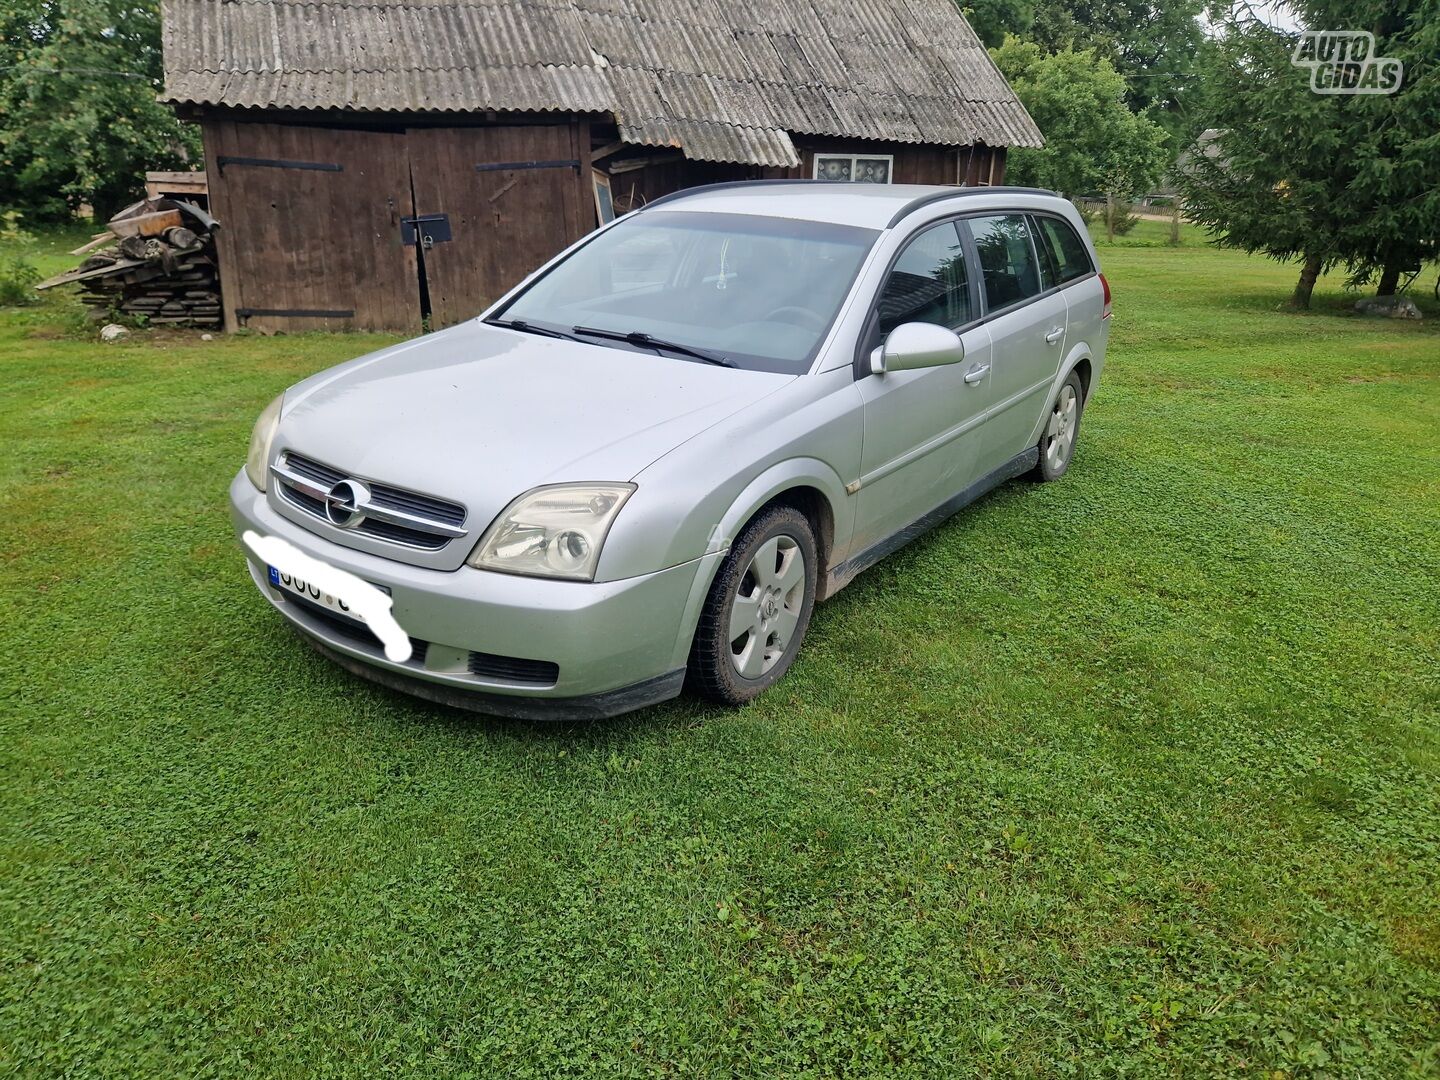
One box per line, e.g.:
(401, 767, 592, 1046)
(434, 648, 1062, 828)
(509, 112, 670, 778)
(958, 0, 1208, 140)
(990, 38, 1170, 200)
(1028, 0, 1208, 141)
(958, 0, 1036, 48)
(0, 1, 199, 220)
(1292, 0, 1440, 295)
(1177, 2, 1440, 308)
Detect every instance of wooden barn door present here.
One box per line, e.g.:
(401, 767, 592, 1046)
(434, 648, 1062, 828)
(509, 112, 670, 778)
(407, 124, 592, 328)
(203, 120, 421, 334)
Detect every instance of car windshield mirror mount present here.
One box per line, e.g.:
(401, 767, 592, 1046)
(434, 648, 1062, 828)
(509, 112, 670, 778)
(871, 322, 965, 376)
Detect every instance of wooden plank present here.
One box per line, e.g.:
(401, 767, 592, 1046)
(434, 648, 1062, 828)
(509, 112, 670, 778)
(590, 139, 627, 162)
(202, 119, 242, 331)
(574, 118, 595, 236)
(992, 147, 1008, 185)
(146, 170, 206, 184)
(69, 233, 113, 256)
(36, 257, 147, 290)
(409, 123, 589, 329)
(200, 118, 420, 333)
(145, 171, 208, 200)
(107, 210, 183, 239)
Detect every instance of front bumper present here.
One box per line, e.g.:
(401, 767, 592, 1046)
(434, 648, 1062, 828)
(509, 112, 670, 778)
(230, 471, 717, 717)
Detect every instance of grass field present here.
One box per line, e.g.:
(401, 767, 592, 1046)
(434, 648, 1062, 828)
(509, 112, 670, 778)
(2, 221, 1437, 1077)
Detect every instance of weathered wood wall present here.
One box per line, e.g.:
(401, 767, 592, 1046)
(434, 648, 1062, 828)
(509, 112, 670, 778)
(409, 123, 591, 329)
(202, 110, 1009, 333)
(606, 140, 1008, 214)
(202, 120, 420, 334)
(201, 114, 592, 333)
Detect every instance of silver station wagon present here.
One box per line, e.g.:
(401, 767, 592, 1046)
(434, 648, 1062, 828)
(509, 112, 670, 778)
(231, 182, 1110, 718)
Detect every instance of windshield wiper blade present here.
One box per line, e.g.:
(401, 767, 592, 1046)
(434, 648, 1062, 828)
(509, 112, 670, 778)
(483, 317, 583, 342)
(571, 325, 735, 367)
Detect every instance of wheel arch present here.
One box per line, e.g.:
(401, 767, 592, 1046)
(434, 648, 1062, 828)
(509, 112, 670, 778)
(1072, 355, 1093, 402)
(666, 460, 849, 671)
(1025, 345, 1094, 447)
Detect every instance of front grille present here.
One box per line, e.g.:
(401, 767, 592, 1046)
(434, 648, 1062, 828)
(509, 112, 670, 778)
(468, 651, 560, 687)
(277, 452, 467, 550)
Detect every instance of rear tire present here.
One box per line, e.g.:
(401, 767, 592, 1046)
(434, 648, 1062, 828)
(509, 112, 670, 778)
(687, 505, 817, 705)
(1032, 371, 1085, 482)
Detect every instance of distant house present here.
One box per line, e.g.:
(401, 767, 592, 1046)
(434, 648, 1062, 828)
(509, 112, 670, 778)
(160, 0, 1042, 333)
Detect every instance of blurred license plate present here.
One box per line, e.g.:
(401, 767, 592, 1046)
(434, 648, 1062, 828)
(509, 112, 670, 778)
(268, 565, 386, 625)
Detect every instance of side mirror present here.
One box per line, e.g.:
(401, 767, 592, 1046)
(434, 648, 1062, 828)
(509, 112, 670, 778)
(870, 322, 965, 376)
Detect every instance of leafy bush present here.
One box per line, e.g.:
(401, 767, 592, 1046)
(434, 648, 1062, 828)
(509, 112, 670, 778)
(0, 4, 201, 219)
(0, 257, 40, 305)
(990, 38, 1169, 200)
(0, 209, 35, 245)
(1110, 204, 1142, 235)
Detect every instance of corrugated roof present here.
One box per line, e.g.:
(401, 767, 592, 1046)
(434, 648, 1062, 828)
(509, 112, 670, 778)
(160, 0, 1043, 165)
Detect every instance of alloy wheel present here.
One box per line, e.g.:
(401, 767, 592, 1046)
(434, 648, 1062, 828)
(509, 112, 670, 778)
(729, 535, 806, 679)
(1045, 383, 1079, 471)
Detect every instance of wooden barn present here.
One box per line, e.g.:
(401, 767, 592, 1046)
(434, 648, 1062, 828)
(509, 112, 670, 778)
(160, 0, 1042, 334)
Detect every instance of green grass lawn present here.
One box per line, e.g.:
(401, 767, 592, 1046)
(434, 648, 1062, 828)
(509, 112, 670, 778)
(2, 222, 1437, 1077)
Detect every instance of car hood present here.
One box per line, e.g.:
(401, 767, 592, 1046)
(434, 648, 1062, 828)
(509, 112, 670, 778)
(275, 320, 791, 555)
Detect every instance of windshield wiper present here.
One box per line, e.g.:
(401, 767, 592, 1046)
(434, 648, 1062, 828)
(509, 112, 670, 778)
(483, 317, 583, 342)
(571, 325, 735, 368)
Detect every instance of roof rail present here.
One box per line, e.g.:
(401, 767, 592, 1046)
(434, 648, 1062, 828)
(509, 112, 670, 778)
(885, 186, 1060, 227)
(635, 179, 1063, 226)
(640, 179, 849, 211)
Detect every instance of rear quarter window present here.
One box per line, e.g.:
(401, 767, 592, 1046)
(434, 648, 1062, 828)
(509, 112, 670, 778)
(1035, 216, 1094, 283)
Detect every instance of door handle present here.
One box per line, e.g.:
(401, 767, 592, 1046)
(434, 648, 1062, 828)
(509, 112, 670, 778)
(1044, 327, 1064, 344)
(963, 364, 990, 385)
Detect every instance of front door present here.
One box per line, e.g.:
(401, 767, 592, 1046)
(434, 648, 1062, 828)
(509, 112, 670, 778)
(852, 220, 993, 556)
(965, 213, 1068, 470)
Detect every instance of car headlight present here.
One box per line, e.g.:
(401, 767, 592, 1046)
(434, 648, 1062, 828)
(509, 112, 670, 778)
(466, 483, 636, 581)
(244, 393, 284, 491)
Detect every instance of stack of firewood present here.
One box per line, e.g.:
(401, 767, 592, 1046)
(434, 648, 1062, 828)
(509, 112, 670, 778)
(38, 198, 222, 328)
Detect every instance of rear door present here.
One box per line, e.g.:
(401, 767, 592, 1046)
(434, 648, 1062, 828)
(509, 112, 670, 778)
(851, 220, 993, 556)
(965, 212, 1068, 471)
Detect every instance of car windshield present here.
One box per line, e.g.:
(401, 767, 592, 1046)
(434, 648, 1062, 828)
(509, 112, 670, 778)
(496, 210, 879, 374)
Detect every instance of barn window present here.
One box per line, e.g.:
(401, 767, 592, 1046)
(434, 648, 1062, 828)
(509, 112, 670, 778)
(813, 154, 894, 183)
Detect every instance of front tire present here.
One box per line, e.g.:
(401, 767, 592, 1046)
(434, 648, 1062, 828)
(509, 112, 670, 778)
(1033, 371, 1084, 481)
(687, 505, 817, 705)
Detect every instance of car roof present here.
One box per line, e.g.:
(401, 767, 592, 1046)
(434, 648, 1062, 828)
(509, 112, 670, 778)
(639, 180, 1064, 231)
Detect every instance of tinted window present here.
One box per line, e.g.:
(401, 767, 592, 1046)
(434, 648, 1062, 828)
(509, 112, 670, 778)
(499, 211, 878, 374)
(970, 214, 1043, 312)
(1031, 216, 1061, 290)
(1035, 215, 1093, 283)
(877, 221, 971, 336)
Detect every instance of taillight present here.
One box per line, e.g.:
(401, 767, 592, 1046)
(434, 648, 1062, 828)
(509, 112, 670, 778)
(1100, 273, 1112, 319)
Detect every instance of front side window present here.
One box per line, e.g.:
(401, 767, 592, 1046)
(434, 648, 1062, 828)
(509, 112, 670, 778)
(814, 154, 893, 183)
(969, 214, 1044, 312)
(497, 211, 879, 374)
(1034, 215, 1094, 283)
(876, 221, 972, 337)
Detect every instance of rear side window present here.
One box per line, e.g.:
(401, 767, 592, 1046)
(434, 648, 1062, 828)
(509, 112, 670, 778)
(877, 221, 972, 336)
(1035, 215, 1094, 283)
(969, 214, 1044, 312)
